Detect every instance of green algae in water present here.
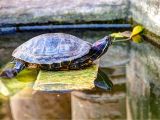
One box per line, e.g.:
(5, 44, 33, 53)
(0, 65, 38, 96)
(15, 69, 38, 82)
(33, 65, 98, 92)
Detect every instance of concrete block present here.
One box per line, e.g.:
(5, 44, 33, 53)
(10, 88, 71, 120)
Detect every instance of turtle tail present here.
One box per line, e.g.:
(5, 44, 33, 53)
(0, 61, 26, 78)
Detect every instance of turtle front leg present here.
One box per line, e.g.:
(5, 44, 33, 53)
(0, 61, 26, 78)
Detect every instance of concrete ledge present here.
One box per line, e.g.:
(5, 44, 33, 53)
(0, 0, 129, 24)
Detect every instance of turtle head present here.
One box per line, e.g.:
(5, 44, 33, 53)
(91, 36, 112, 60)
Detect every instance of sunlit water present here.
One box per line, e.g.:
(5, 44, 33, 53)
(0, 29, 160, 120)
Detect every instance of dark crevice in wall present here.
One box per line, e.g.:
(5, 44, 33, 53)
(0, 19, 128, 27)
(0, 23, 131, 35)
(143, 35, 160, 49)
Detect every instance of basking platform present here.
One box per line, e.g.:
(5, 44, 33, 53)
(33, 65, 98, 92)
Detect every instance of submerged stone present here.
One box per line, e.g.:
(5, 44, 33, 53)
(0, 63, 38, 96)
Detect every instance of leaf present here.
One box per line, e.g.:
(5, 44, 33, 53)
(131, 25, 144, 38)
(110, 32, 125, 38)
(121, 31, 131, 38)
(132, 34, 143, 43)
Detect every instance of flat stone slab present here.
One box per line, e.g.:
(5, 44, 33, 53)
(0, 62, 99, 94)
(33, 65, 98, 92)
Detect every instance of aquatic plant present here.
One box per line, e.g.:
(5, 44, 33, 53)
(111, 25, 144, 43)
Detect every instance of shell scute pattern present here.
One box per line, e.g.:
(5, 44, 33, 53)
(12, 33, 91, 64)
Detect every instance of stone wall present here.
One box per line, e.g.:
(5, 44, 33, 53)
(0, 0, 128, 24)
(126, 41, 160, 119)
(127, 42, 160, 97)
(128, 0, 160, 102)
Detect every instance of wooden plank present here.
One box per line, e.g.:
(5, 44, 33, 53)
(33, 65, 98, 92)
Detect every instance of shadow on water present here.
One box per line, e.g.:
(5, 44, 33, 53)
(0, 29, 160, 120)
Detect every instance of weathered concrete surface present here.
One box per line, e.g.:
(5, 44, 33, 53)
(130, 0, 160, 40)
(0, 0, 129, 24)
(72, 90, 126, 120)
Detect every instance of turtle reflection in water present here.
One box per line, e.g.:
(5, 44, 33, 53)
(0, 33, 112, 79)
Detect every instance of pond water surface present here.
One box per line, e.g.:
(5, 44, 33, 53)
(0, 29, 160, 120)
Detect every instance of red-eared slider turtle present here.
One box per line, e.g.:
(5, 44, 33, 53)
(0, 33, 112, 78)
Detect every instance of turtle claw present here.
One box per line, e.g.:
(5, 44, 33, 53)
(0, 69, 17, 78)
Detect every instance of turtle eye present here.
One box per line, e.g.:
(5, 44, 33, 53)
(106, 36, 112, 45)
(105, 36, 110, 41)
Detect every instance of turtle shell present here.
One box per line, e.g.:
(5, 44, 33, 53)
(12, 33, 92, 64)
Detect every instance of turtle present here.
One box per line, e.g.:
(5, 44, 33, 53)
(0, 33, 112, 78)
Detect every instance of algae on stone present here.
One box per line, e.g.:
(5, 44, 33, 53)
(33, 65, 98, 92)
(0, 65, 38, 96)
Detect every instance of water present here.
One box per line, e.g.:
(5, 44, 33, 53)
(0, 29, 160, 120)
